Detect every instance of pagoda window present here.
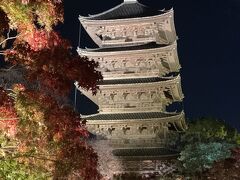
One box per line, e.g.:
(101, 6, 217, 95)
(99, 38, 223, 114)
(133, 29, 138, 37)
(153, 126, 159, 133)
(125, 61, 131, 68)
(110, 93, 116, 101)
(108, 126, 115, 135)
(136, 60, 141, 66)
(138, 125, 147, 133)
(111, 30, 116, 38)
(137, 92, 143, 99)
(123, 93, 134, 101)
(122, 126, 130, 135)
(147, 60, 153, 67)
(164, 90, 173, 100)
(168, 123, 175, 131)
(122, 60, 127, 67)
(123, 93, 128, 100)
(111, 61, 116, 68)
(145, 29, 152, 36)
(139, 61, 146, 67)
(151, 92, 157, 99)
(113, 61, 120, 68)
(139, 92, 148, 100)
(158, 128, 165, 139)
(123, 29, 127, 37)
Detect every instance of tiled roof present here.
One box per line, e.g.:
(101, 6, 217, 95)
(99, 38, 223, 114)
(84, 42, 168, 52)
(113, 148, 178, 157)
(82, 2, 164, 20)
(98, 77, 174, 85)
(82, 112, 181, 120)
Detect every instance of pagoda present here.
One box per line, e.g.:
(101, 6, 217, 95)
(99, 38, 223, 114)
(76, 0, 187, 173)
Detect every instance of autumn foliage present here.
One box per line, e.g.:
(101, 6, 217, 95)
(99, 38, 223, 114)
(0, 0, 102, 179)
(0, 88, 18, 136)
(13, 88, 99, 178)
(0, 88, 16, 118)
(5, 34, 101, 95)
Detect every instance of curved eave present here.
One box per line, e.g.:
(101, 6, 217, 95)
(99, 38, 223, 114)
(82, 111, 184, 121)
(84, 111, 186, 132)
(171, 112, 187, 131)
(113, 147, 179, 158)
(77, 41, 177, 57)
(80, 2, 126, 20)
(99, 74, 181, 88)
(115, 152, 179, 160)
(79, 8, 174, 25)
(79, 1, 169, 21)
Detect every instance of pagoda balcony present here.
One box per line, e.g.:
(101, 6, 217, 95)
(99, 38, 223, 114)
(101, 36, 157, 47)
(99, 104, 165, 113)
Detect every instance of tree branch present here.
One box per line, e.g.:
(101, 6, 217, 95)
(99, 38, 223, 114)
(0, 65, 17, 72)
(0, 31, 25, 47)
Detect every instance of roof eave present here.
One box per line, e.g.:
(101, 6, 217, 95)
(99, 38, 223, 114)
(77, 41, 177, 56)
(79, 8, 173, 22)
(82, 111, 184, 121)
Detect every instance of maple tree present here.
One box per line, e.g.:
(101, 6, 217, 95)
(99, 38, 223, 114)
(5, 40, 101, 95)
(13, 86, 99, 179)
(0, 0, 102, 179)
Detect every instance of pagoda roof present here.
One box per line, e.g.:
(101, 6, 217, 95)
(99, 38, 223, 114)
(80, 1, 166, 20)
(98, 76, 178, 85)
(113, 147, 178, 158)
(82, 111, 182, 121)
(84, 42, 168, 52)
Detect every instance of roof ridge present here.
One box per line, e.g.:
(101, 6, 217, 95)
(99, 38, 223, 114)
(123, 0, 138, 3)
(87, 2, 124, 18)
(79, 1, 164, 20)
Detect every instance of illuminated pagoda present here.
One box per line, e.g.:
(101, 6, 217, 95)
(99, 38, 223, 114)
(76, 0, 187, 173)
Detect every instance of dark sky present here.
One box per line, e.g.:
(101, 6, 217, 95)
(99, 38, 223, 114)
(62, 0, 240, 130)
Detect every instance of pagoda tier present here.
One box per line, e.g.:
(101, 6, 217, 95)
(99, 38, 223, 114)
(83, 111, 186, 141)
(78, 42, 180, 79)
(79, 1, 176, 47)
(76, 75, 184, 113)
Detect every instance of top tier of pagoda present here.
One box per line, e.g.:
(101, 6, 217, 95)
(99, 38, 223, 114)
(79, 0, 177, 47)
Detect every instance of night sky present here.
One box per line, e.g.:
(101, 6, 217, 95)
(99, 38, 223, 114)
(61, 0, 240, 131)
